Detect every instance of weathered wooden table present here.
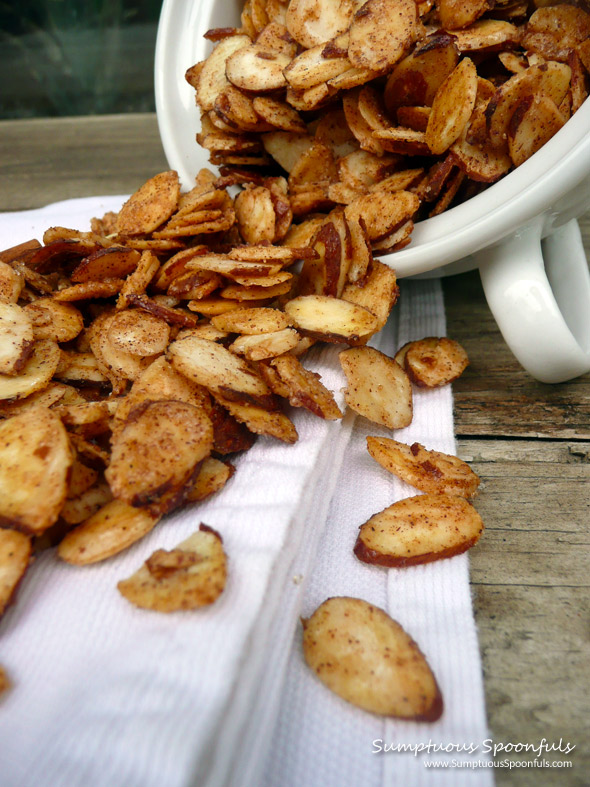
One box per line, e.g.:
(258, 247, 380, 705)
(1, 114, 588, 786)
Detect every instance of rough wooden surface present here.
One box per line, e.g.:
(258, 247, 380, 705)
(1, 114, 588, 786)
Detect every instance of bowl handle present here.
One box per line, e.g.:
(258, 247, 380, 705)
(476, 217, 590, 383)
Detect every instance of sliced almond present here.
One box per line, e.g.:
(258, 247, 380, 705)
(117, 525, 227, 612)
(354, 493, 484, 566)
(0, 339, 60, 401)
(214, 394, 298, 442)
(24, 298, 84, 343)
(302, 596, 443, 720)
(195, 34, 252, 112)
(507, 93, 566, 167)
(403, 337, 469, 387)
(105, 400, 213, 514)
(425, 58, 478, 155)
(116, 171, 180, 236)
(270, 354, 343, 419)
(367, 436, 480, 497)
(339, 346, 412, 428)
(285, 295, 379, 343)
(341, 260, 399, 332)
(226, 45, 291, 92)
(0, 303, 34, 376)
(0, 528, 32, 616)
(58, 499, 159, 565)
(186, 458, 235, 503)
(211, 307, 292, 334)
(229, 328, 301, 360)
(0, 408, 73, 535)
(168, 334, 275, 407)
(348, 0, 418, 72)
(286, 0, 357, 49)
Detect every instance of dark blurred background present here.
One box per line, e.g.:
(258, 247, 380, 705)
(0, 1, 162, 118)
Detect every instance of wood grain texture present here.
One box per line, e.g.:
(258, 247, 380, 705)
(1, 112, 589, 786)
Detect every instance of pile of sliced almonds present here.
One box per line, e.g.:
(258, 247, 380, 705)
(187, 0, 589, 242)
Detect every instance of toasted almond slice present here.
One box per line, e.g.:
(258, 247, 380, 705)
(0, 339, 60, 401)
(0, 238, 42, 265)
(452, 20, 521, 52)
(270, 354, 343, 419)
(54, 350, 109, 387)
(285, 43, 351, 90)
(522, 6, 590, 63)
(327, 65, 381, 90)
(211, 306, 291, 334)
(186, 253, 282, 279)
(195, 34, 252, 111)
(354, 493, 484, 566)
(404, 336, 469, 387)
(0, 303, 34, 376)
(507, 94, 565, 167)
(255, 21, 297, 55)
(302, 596, 443, 720)
(285, 0, 357, 48)
(116, 171, 179, 236)
(367, 436, 480, 497)
(186, 459, 235, 503)
(226, 45, 291, 92)
(396, 106, 430, 132)
(348, 0, 418, 71)
(230, 328, 300, 360)
(262, 132, 315, 173)
(450, 133, 512, 183)
(167, 270, 222, 300)
(486, 62, 571, 149)
(24, 298, 84, 343)
(235, 186, 276, 244)
(339, 346, 412, 428)
(168, 334, 275, 407)
(299, 221, 344, 296)
(220, 280, 292, 300)
(89, 312, 151, 384)
(214, 394, 298, 443)
(342, 260, 399, 330)
(71, 247, 140, 282)
(344, 190, 419, 243)
(214, 85, 270, 133)
(425, 58, 478, 155)
(285, 295, 379, 343)
(339, 150, 399, 191)
(370, 167, 425, 193)
(252, 96, 307, 133)
(60, 482, 114, 526)
(0, 261, 24, 303)
(372, 127, 431, 156)
(283, 217, 328, 249)
(107, 309, 170, 356)
(230, 270, 293, 288)
(123, 294, 198, 329)
(289, 141, 339, 189)
(55, 401, 111, 436)
(112, 356, 210, 434)
(116, 250, 161, 309)
(383, 32, 459, 114)
(58, 500, 159, 565)
(187, 297, 245, 316)
(437, 0, 490, 30)
(117, 524, 227, 611)
(0, 381, 69, 417)
(0, 408, 73, 535)
(315, 109, 359, 158)
(342, 90, 385, 156)
(67, 460, 99, 499)
(53, 279, 124, 302)
(105, 400, 213, 513)
(0, 528, 32, 616)
(372, 218, 413, 252)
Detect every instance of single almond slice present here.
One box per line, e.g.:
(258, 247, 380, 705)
(354, 493, 484, 566)
(116, 171, 180, 236)
(348, 0, 418, 72)
(403, 336, 469, 387)
(285, 295, 379, 343)
(270, 354, 343, 419)
(302, 596, 443, 720)
(367, 436, 480, 497)
(24, 298, 84, 343)
(0, 339, 60, 401)
(186, 458, 235, 503)
(286, 0, 357, 49)
(0, 407, 73, 535)
(194, 34, 251, 112)
(226, 45, 291, 92)
(214, 394, 298, 443)
(425, 58, 478, 155)
(0, 529, 31, 616)
(339, 346, 412, 428)
(0, 302, 34, 376)
(229, 328, 300, 360)
(117, 524, 227, 612)
(58, 500, 159, 565)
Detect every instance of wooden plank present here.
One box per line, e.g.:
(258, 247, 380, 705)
(445, 271, 590, 440)
(0, 114, 168, 211)
(460, 438, 589, 783)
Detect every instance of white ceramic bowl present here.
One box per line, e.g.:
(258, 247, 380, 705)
(155, 0, 590, 382)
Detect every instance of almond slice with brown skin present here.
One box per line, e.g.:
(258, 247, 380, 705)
(367, 436, 481, 497)
(302, 596, 443, 720)
(403, 336, 469, 387)
(348, 0, 418, 72)
(425, 58, 478, 155)
(354, 493, 484, 567)
(339, 346, 412, 428)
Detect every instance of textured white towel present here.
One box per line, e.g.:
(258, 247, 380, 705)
(0, 198, 490, 787)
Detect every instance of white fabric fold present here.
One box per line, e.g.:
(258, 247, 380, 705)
(0, 199, 490, 787)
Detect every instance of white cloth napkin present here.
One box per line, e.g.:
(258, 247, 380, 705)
(0, 198, 491, 787)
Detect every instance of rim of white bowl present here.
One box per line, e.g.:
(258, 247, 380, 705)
(155, 0, 590, 277)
